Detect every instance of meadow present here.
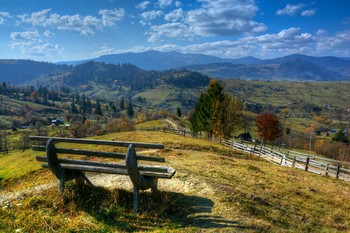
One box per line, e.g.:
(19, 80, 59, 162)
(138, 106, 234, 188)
(1, 131, 350, 232)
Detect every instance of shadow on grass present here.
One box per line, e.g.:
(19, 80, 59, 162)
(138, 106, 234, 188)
(61, 184, 252, 232)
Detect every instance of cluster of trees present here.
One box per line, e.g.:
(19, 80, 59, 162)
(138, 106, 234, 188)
(189, 80, 244, 139)
(190, 80, 286, 149)
(61, 62, 211, 91)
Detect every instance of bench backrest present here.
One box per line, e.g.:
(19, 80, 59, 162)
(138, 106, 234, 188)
(29, 136, 166, 162)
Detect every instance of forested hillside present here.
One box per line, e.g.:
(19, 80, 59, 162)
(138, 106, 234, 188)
(0, 59, 71, 84)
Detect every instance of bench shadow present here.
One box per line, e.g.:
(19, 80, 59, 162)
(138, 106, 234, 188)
(63, 184, 254, 232)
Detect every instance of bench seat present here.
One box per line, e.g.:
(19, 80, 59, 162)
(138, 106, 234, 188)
(36, 156, 176, 179)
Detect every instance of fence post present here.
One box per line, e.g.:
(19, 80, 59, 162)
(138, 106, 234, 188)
(231, 139, 234, 148)
(183, 130, 186, 137)
(271, 145, 273, 153)
(336, 163, 340, 179)
(324, 163, 329, 177)
(292, 156, 296, 167)
(305, 157, 310, 171)
(254, 141, 257, 152)
(280, 155, 284, 165)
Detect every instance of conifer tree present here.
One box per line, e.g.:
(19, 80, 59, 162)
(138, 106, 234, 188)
(119, 98, 125, 110)
(94, 98, 103, 115)
(70, 97, 79, 114)
(190, 80, 244, 138)
(176, 107, 182, 117)
(127, 102, 134, 118)
(332, 129, 349, 144)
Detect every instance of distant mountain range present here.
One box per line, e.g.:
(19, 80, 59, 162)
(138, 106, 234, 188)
(59, 50, 238, 70)
(0, 51, 350, 86)
(59, 51, 350, 81)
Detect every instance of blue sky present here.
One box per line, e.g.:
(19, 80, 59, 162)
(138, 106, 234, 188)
(0, 0, 349, 62)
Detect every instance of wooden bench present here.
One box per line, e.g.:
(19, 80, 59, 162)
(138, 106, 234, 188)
(29, 136, 176, 212)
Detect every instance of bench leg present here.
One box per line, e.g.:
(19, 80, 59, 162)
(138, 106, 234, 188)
(59, 168, 65, 194)
(76, 172, 94, 187)
(151, 178, 159, 194)
(133, 185, 139, 213)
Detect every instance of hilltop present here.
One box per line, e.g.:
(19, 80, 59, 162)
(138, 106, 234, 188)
(1, 131, 350, 232)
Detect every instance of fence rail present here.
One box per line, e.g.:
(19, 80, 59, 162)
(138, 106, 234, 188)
(141, 126, 350, 183)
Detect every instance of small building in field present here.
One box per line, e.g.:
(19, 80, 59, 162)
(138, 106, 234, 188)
(236, 132, 253, 142)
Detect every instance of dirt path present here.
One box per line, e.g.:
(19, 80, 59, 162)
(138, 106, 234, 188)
(165, 118, 180, 130)
(0, 183, 54, 205)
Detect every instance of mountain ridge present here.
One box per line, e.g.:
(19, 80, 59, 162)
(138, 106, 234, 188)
(1, 51, 350, 85)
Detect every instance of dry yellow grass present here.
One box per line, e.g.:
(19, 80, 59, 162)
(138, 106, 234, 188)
(1, 131, 350, 232)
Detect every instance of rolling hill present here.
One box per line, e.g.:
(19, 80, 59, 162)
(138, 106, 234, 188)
(1, 52, 349, 85)
(0, 59, 71, 84)
(60, 51, 350, 81)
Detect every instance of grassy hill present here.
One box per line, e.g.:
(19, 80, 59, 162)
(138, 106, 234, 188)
(1, 131, 350, 232)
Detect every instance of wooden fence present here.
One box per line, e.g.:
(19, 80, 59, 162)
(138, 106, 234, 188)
(140, 126, 350, 182)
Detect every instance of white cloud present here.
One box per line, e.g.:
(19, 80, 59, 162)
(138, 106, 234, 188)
(10, 30, 40, 41)
(92, 45, 117, 57)
(316, 29, 327, 36)
(0, 12, 11, 18)
(43, 30, 55, 37)
(25, 43, 64, 56)
(141, 10, 164, 20)
(316, 30, 350, 54)
(9, 29, 64, 57)
(9, 40, 64, 57)
(148, 0, 266, 41)
(165, 8, 185, 22)
(99, 8, 125, 27)
(0, 11, 12, 25)
(9, 41, 34, 50)
(175, 1, 182, 7)
(146, 27, 320, 58)
(89, 27, 350, 59)
(17, 8, 125, 36)
(158, 0, 174, 8)
(148, 22, 194, 42)
(139, 20, 151, 26)
(301, 9, 316, 17)
(136, 1, 151, 10)
(276, 3, 306, 16)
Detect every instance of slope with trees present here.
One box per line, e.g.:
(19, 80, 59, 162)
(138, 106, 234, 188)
(189, 80, 244, 138)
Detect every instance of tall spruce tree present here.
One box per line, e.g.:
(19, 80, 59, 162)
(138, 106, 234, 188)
(127, 102, 134, 118)
(190, 79, 243, 138)
(190, 80, 224, 138)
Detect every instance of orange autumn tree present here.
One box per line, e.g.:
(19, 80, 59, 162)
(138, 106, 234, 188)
(256, 113, 281, 150)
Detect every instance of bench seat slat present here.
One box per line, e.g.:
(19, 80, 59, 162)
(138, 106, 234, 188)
(33, 146, 165, 162)
(29, 136, 164, 149)
(40, 163, 175, 179)
(36, 156, 170, 173)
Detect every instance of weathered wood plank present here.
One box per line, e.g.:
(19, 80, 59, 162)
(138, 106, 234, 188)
(40, 163, 175, 178)
(36, 156, 170, 173)
(33, 146, 165, 162)
(29, 136, 164, 149)
(43, 163, 175, 178)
